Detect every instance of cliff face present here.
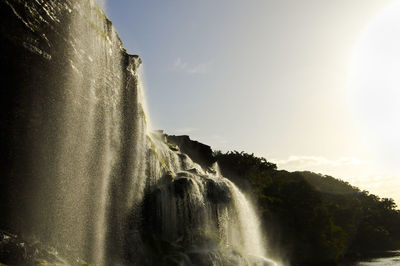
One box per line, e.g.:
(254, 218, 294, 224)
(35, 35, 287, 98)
(167, 135, 216, 168)
(0, 0, 71, 232)
(0, 0, 142, 263)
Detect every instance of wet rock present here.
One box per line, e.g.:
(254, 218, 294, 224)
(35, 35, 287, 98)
(207, 167, 217, 175)
(173, 177, 193, 198)
(168, 143, 179, 151)
(0, 231, 28, 265)
(187, 248, 248, 266)
(186, 168, 200, 175)
(127, 54, 142, 73)
(167, 135, 216, 168)
(206, 180, 232, 204)
(0, 230, 76, 265)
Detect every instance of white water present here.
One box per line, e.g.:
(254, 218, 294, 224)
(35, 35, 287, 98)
(356, 251, 400, 266)
(4, 0, 278, 265)
(42, 1, 126, 264)
(138, 127, 277, 265)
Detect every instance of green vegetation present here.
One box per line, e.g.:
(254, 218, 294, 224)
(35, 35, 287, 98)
(214, 151, 400, 265)
(146, 135, 168, 173)
(168, 143, 179, 152)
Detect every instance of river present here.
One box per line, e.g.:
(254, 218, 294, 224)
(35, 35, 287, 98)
(355, 251, 400, 266)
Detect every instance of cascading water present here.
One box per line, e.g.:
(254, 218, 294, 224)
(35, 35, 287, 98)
(0, 0, 278, 265)
(0, 0, 139, 264)
(138, 131, 277, 265)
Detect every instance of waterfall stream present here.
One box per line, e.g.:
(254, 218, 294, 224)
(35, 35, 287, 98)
(0, 0, 277, 265)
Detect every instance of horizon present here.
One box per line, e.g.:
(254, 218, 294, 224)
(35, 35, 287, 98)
(103, 0, 400, 206)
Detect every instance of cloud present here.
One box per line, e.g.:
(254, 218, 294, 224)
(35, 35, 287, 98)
(171, 57, 210, 74)
(172, 57, 187, 70)
(352, 173, 400, 191)
(271, 155, 364, 181)
(352, 173, 400, 206)
(273, 155, 362, 170)
(272, 155, 400, 206)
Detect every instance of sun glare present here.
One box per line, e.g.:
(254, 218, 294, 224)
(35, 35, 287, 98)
(350, 1, 400, 171)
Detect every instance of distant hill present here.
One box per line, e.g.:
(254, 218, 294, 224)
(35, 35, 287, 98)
(214, 150, 400, 266)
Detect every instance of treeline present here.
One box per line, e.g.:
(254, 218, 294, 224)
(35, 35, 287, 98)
(214, 151, 400, 266)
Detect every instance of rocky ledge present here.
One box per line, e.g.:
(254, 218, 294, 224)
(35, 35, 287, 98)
(167, 135, 216, 169)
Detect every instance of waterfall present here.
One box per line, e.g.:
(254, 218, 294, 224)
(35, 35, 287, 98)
(0, 0, 277, 265)
(136, 131, 277, 265)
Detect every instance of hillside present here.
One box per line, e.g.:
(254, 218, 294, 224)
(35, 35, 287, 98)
(214, 151, 400, 265)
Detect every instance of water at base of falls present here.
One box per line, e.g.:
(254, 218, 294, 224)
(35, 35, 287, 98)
(0, 0, 278, 265)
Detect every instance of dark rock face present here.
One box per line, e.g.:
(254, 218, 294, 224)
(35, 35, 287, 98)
(0, 0, 73, 233)
(140, 172, 234, 243)
(0, 0, 143, 264)
(206, 179, 232, 204)
(173, 176, 194, 198)
(167, 135, 216, 168)
(139, 175, 234, 265)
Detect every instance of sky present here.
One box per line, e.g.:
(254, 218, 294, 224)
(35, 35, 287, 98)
(104, 0, 400, 206)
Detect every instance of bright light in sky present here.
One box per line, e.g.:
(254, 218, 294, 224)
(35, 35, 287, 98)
(345, 1, 400, 205)
(351, 1, 400, 172)
(105, 0, 400, 206)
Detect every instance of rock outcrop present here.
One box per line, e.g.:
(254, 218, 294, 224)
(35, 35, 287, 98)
(167, 135, 216, 169)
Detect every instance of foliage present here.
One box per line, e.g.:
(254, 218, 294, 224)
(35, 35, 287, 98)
(214, 151, 400, 265)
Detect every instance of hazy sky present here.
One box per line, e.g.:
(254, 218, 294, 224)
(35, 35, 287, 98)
(105, 1, 400, 205)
